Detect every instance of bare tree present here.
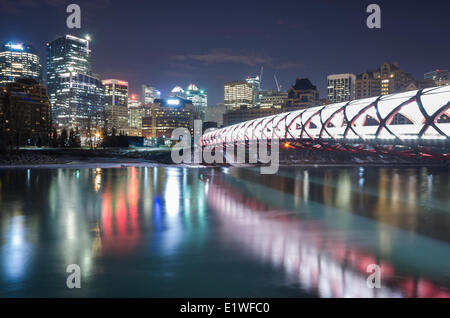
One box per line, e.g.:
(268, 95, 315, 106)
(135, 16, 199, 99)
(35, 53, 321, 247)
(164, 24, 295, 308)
(5, 94, 26, 150)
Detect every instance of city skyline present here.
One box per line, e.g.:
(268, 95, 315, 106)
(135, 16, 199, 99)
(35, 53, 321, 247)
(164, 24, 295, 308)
(1, 0, 450, 304)
(1, 0, 449, 105)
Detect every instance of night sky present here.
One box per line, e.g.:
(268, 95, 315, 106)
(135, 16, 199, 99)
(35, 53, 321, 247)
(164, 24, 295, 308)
(1, 0, 450, 105)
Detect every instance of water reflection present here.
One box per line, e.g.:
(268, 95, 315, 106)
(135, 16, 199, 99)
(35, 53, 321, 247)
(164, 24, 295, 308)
(0, 165, 448, 297)
(231, 166, 450, 242)
(2, 215, 31, 283)
(206, 173, 450, 297)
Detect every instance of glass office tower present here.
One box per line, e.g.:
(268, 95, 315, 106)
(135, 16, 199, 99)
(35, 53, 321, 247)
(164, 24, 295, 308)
(103, 79, 129, 134)
(185, 83, 207, 120)
(0, 42, 42, 85)
(141, 85, 160, 104)
(46, 35, 104, 132)
(185, 83, 207, 108)
(246, 75, 261, 107)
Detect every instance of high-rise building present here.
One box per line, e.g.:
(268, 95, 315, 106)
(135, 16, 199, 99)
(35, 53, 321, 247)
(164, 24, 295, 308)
(327, 73, 356, 103)
(0, 42, 42, 85)
(355, 62, 417, 99)
(141, 85, 160, 104)
(169, 86, 186, 99)
(284, 78, 319, 111)
(128, 94, 140, 108)
(259, 90, 287, 109)
(103, 79, 129, 134)
(0, 78, 50, 147)
(128, 94, 143, 136)
(47, 35, 90, 81)
(142, 97, 194, 139)
(46, 35, 104, 133)
(185, 84, 207, 108)
(54, 72, 105, 132)
(246, 75, 261, 107)
(185, 83, 207, 120)
(224, 81, 253, 110)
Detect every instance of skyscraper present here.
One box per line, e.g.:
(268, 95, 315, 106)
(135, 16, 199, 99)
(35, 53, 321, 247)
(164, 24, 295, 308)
(128, 94, 143, 136)
(185, 84, 207, 108)
(169, 86, 186, 99)
(46, 35, 104, 133)
(0, 42, 42, 85)
(103, 79, 129, 134)
(141, 85, 160, 104)
(185, 83, 207, 120)
(246, 75, 261, 107)
(128, 94, 141, 108)
(327, 73, 356, 103)
(224, 81, 253, 110)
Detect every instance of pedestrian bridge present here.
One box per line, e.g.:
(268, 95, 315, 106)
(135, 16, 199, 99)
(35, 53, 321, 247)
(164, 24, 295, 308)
(200, 86, 450, 159)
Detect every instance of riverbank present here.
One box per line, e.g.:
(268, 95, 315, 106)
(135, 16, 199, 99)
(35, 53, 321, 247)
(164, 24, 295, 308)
(0, 158, 447, 170)
(0, 148, 173, 168)
(0, 148, 448, 169)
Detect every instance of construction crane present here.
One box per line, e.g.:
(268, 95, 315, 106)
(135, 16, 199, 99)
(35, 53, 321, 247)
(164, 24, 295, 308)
(274, 74, 281, 92)
(259, 66, 264, 89)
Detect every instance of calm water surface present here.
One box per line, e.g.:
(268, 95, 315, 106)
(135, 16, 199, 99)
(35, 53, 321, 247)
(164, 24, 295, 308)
(0, 165, 449, 297)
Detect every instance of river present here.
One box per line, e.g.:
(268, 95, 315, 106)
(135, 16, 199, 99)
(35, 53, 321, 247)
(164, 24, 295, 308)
(0, 165, 449, 297)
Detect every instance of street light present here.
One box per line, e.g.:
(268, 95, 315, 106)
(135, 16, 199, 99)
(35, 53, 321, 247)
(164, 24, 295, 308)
(94, 132, 100, 148)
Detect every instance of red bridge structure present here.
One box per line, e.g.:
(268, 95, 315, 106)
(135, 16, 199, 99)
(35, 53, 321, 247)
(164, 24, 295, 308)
(201, 86, 450, 160)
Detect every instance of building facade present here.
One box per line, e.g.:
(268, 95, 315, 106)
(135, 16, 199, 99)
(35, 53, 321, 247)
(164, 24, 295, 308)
(128, 94, 143, 136)
(246, 75, 261, 107)
(142, 97, 194, 139)
(141, 85, 160, 104)
(284, 78, 319, 111)
(46, 35, 104, 133)
(185, 84, 207, 108)
(0, 78, 50, 147)
(355, 62, 417, 99)
(224, 81, 253, 110)
(327, 73, 356, 103)
(169, 86, 186, 99)
(259, 90, 287, 109)
(185, 83, 207, 120)
(55, 72, 105, 134)
(103, 79, 129, 134)
(0, 42, 42, 85)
